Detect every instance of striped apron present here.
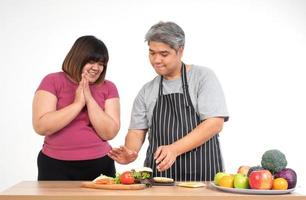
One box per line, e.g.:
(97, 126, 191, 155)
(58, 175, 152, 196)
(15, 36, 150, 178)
(144, 63, 224, 181)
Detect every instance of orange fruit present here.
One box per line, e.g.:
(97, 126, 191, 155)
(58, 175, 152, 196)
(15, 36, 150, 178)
(272, 178, 288, 190)
(219, 175, 235, 188)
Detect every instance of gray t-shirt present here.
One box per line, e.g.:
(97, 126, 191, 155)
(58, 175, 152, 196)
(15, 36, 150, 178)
(129, 65, 229, 129)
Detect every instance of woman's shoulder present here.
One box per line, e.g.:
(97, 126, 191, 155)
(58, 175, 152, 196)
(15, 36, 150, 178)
(102, 79, 117, 89)
(100, 80, 119, 98)
(39, 71, 66, 83)
(37, 72, 67, 95)
(42, 71, 66, 81)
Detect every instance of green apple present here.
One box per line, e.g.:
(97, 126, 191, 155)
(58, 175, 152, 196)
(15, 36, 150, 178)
(214, 172, 228, 186)
(234, 173, 249, 189)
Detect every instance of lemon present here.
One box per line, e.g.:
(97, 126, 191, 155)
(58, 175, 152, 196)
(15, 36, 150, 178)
(219, 175, 235, 188)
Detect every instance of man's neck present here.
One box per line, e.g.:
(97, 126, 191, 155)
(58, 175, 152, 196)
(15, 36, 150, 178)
(163, 64, 191, 80)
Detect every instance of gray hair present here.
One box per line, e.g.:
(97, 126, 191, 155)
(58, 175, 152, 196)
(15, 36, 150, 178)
(145, 21, 185, 51)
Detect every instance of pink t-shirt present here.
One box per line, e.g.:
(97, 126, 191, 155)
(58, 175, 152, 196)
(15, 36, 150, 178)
(36, 72, 119, 161)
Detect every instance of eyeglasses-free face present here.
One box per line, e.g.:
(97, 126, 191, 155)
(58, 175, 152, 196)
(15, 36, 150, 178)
(81, 61, 104, 84)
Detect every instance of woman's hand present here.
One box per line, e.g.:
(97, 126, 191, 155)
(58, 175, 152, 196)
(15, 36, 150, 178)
(82, 71, 94, 103)
(74, 77, 86, 108)
(108, 146, 138, 164)
(154, 144, 178, 171)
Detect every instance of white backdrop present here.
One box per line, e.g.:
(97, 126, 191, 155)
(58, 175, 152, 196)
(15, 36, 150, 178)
(0, 0, 305, 192)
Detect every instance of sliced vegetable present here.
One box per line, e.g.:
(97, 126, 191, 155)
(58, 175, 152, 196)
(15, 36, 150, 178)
(120, 171, 135, 184)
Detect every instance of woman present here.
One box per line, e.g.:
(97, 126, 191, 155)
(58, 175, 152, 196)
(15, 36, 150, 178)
(32, 35, 120, 180)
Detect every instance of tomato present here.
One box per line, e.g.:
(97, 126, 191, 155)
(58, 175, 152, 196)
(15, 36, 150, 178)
(120, 171, 135, 184)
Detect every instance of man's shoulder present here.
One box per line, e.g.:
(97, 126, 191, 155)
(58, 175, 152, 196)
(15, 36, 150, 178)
(191, 65, 214, 76)
(134, 76, 160, 101)
(189, 65, 217, 83)
(141, 76, 160, 91)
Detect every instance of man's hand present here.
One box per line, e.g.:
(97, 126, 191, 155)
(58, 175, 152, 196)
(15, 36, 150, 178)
(108, 146, 138, 164)
(154, 144, 178, 171)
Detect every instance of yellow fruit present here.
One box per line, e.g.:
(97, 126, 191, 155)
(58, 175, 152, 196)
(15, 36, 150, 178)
(219, 175, 235, 188)
(272, 178, 288, 190)
(214, 172, 228, 185)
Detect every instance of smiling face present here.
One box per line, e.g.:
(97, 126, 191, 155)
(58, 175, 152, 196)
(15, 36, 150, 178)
(149, 41, 183, 80)
(82, 61, 104, 83)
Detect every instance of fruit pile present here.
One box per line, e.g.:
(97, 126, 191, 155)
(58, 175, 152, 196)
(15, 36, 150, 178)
(214, 149, 297, 190)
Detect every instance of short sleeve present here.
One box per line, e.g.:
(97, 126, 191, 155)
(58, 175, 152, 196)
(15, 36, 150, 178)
(105, 80, 119, 99)
(129, 86, 149, 129)
(197, 69, 229, 122)
(36, 73, 57, 96)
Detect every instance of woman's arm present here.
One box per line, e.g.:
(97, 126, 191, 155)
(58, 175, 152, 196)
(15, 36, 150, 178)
(85, 97, 120, 140)
(32, 89, 85, 136)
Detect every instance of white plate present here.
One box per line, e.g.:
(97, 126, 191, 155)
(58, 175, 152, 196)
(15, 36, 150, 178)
(210, 182, 295, 195)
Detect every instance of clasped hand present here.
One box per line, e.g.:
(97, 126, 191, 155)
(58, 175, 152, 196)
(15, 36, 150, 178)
(74, 71, 93, 107)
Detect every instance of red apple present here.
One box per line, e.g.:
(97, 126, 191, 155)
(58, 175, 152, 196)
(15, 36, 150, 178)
(249, 170, 273, 190)
(237, 165, 251, 176)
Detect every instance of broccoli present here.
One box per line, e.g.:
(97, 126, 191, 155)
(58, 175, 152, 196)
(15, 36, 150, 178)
(261, 149, 287, 174)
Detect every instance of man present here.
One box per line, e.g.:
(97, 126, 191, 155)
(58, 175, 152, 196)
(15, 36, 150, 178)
(108, 21, 229, 181)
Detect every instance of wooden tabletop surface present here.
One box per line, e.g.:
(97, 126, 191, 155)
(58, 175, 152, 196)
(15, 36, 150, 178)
(0, 181, 305, 200)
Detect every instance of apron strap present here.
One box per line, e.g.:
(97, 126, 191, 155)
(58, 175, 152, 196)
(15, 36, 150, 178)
(181, 63, 193, 107)
(158, 76, 163, 96)
(158, 62, 193, 107)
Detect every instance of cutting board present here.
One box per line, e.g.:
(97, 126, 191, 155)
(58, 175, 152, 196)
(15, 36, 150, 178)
(176, 182, 206, 188)
(81, 182, 146, 190)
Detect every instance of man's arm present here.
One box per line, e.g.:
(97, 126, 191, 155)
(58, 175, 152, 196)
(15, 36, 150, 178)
(125, 129, 147, 152)
(172, 117, 223, 155)
(155, 117, 224, 171)
(108, 129, 147, 164)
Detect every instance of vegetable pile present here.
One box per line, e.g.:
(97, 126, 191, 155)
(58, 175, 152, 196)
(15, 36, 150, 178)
(94, 167, 153, 187)
(115, 168, 154, 187)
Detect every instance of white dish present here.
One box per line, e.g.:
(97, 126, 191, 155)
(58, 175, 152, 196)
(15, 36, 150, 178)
(210, 182, 295, 195)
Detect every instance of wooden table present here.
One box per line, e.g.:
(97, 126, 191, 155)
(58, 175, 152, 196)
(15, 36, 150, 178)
(0, 181, 304, 200)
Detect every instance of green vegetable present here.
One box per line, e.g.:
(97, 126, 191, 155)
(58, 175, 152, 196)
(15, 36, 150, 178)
(131, 169, 152, 180)
(114, 172, 121, 184)
(261, 149, 287, 174)
(131, 169, 153, 187)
